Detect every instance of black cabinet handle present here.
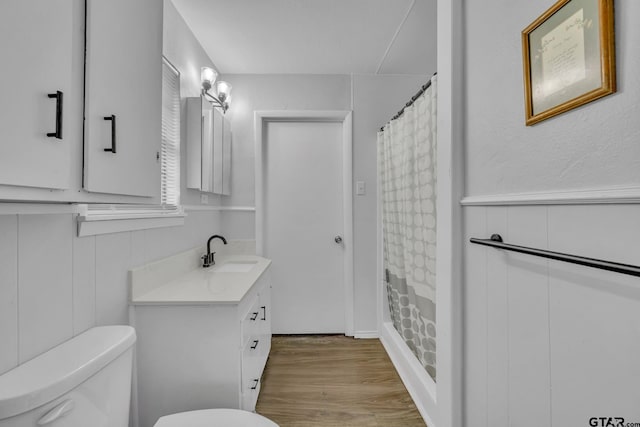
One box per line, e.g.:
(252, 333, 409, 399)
(260, 305, 266, 321)
(46, 91, 63, 139)
(250, 312, 259, 321)
(251, 379, 259, 390)
(250, 340, 259, 350)
(103, 115, 116, 153)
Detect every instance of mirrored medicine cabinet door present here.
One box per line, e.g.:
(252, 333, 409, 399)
(186, 96, 231, 195)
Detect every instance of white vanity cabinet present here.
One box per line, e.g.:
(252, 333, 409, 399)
(0, 0, 74, 190)
(132, 268, 272, 427)
(83, 0, 163, 198)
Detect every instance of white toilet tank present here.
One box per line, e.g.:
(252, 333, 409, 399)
(0, 326, 136, 427)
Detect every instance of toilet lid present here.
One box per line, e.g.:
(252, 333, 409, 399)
(154, 409, 279, 427)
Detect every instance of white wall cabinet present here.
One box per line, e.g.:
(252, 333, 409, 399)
(0, 1, 164, 204)
(0, 0, 74, 190)
(187, 97, 232, 195)
(133, 271, 271, 427)
(84, 0, 163, 198)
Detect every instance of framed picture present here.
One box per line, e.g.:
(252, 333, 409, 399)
(522, 0, 615, 125)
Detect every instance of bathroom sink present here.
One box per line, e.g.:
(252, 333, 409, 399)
(214, 261, 258, 273)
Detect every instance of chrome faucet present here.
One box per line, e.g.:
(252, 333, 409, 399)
(202, 234, 227, 268)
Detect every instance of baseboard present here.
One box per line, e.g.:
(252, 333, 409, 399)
(380, 322, 437, 427)
(354, 330, 379, 339)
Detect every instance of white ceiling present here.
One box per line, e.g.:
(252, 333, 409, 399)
(171, 0, 437, 75)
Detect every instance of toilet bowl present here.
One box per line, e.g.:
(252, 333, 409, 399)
(154, 408, 279, 427)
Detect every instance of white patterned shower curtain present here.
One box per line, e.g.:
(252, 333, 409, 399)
(378, 75, 437, 381)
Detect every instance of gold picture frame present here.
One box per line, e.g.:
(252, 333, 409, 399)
(522, 0, 615, 126)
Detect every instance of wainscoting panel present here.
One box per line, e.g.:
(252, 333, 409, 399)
(485, 207, 509, 427)
(462, 206, 487, 427)
(18, 214, 73, 363)
(547, 205, 640, 426)
(464, 204, 640, 426)
(0, 209, 223, 377)
(0, 215, 18, 375)
(72, 232, 96, 335)
(506, 207, 550, 427)
(95, 232, 132, 326)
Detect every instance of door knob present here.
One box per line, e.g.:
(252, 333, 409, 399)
(334, 236, 343, 244)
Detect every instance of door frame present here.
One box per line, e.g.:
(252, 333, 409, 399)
(254, 110, 354, 336)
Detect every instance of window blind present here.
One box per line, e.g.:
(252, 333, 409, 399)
(161, 57, 181, 206)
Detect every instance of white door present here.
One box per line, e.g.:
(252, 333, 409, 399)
(265, 121, 345, 334)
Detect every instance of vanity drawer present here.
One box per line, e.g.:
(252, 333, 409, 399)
(240, 297, 260, 347)
(241, 339, 262, 411)
(242, 383, 260, 411)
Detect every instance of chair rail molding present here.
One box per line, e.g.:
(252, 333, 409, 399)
(461, 186, 640, 206)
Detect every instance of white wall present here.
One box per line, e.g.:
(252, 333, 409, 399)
(221, 74, 351, 207)
(163, 0, 223, 207)
(222, 74, 350, 239)
(219, 74, 351, 251)
(462, 1, 640, 425)
(0, 0, 223, 376)
(219, 73, 428, 335)
(352, 74, 430, 334)
(0, 210, 220, 375)
(465, 1, 640, 196)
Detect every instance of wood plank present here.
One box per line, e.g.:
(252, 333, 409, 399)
(506, 206, 551, 426)
(256, 335, 426, 426)
(18, 214, 73, 363)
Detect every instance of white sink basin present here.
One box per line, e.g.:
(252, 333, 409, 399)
(214, 261, 258, 273)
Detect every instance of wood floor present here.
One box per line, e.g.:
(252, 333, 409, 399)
(256, 335, 426, 427)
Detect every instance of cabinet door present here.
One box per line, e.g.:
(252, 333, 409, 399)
(0, 0, 73, 190)
(222, 117, 232, 195)
(84, 0, 162, 198)
(186, 97, 215, 191)
(212, 108, 224, 194)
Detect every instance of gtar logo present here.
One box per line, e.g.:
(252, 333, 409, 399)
(589, 417, 625, 427)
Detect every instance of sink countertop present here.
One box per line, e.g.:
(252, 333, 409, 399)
(130, 250, 271, 305)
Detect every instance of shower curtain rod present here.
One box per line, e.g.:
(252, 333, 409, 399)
(379, 72, 437, 132)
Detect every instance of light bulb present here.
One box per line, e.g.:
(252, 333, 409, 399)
(216, 81, 232, 103)
(201, 67, 218, 91)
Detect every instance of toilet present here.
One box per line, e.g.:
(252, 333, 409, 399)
(0, 326, 278, 427)
(155, 408, 278, 427)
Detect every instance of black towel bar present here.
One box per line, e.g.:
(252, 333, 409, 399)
(470, 234, 640, 278)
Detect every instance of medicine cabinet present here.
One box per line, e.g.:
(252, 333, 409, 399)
(187, 96, 231, 195)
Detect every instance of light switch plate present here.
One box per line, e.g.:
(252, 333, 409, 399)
(200, 193, 209, 204)
(356, 181, 366, 196)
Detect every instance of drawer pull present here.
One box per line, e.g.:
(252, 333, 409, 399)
(46, 91, 63, 139)
(260, 305, 266, 321)
(37, 399, 74, 425)
(250, 340, 259, 350)
(251, 378, 259, 390)
(103, 115, 116, 153)
(250, 312, 259, 321)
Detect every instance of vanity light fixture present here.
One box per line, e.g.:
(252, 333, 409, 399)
(201, 66, 232, 113)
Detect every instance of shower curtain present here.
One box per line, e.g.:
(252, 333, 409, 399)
(378, 75, 437, 381)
